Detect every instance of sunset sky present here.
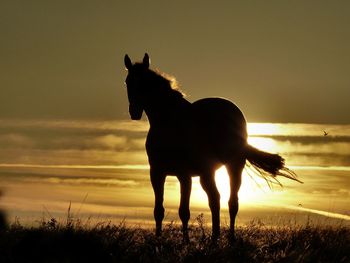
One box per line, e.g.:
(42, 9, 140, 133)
(0, 1, 349, 226)
(1, 1, 350, 123)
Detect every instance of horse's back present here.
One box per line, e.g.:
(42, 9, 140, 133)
(146, 97, 248, 174)
(190, 97, 248, 164)
(192, 97, 247, 139)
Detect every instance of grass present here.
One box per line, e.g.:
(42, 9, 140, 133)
(0, 214, 349, 263)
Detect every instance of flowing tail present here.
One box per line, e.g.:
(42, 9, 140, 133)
(245, 144, 302, 187)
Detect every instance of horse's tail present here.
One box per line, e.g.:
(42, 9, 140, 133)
(245, 144, 302, 186)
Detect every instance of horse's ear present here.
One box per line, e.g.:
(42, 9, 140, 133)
(143, 53, 150, 68)
(124, 54, 132, 70)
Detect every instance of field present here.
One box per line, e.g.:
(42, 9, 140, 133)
(0, 214, 349, 263)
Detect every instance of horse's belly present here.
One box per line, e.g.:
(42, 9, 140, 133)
(148, 151, 220, 175)
(146, 134, 223, 174)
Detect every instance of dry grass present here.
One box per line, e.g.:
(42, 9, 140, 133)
(0, 214, 349, 263)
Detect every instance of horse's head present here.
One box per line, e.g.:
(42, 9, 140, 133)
(124, 53, 150, 120)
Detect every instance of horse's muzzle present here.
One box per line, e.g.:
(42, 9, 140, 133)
(129, 104, 143, 120)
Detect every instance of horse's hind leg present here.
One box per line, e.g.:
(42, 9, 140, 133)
(150, 167, 166, 236)
(177, 175, 192, 242)
(226, 158, 245, 237)
(200, 174, 220, 239)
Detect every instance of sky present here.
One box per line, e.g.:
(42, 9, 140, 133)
(1, 1, 350, 123)
(0, 1, 349, 226)
(0, 120, 349, 226)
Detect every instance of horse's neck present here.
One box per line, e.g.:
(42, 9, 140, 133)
(145, 95, 191, 127)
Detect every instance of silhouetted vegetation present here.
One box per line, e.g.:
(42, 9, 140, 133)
(0, 215, 348, 263)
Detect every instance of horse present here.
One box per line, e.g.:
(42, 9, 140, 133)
(123, 53, 300, 240)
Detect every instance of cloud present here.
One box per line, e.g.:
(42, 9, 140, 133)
(248, 136, 350, 167)
(0, 119, 149, 133)
(0, 119, 150, 169)
(0, 133, 34, 149)
(94, 134, 128, 149)
(0, 148, 148, 167)
(248, 123, 350, 137)
(252, 135, 350, 144)
(284, 205, 350, 221)
(23, 176, 140, 188)
(0, 119, 148, 153)
(0, 163, 149, 170)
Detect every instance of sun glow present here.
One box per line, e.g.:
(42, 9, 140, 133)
(203, 124, 283, 207)
(247, 137, 278, 153)
(246, 123, 282, 153)
(247, 123, 282, 136)
(210, 123, 296, 208)
(214, 166, 270, 206)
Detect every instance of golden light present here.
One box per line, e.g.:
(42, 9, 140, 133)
(247, 122, 281, 154)
(215, 166, 270, 206)
(190, 123, 288, 208)
(215, 166, 231, 202)
(247, 123, 282, 136)
(247, 137, 278, 152)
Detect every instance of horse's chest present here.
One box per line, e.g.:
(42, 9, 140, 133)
(145, 127, 196, 165)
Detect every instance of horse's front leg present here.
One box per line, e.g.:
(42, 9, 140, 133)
(177, 175, 192, 242)
(150, 167, 166, 236)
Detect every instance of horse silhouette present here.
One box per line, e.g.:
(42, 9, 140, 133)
(123, 53, 300, 240)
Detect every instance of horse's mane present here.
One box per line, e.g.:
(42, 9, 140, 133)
(134, 63, 185, 98)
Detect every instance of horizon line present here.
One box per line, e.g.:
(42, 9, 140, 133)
(1, 163, 350, 172)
